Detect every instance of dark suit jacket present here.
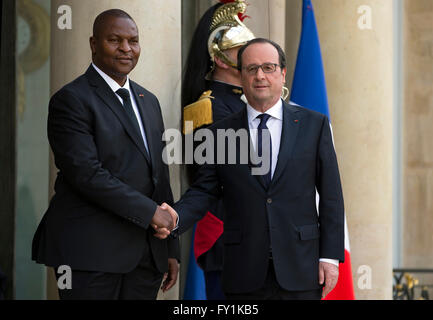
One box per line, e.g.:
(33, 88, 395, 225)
(32, 65, 179, 274)
(176, 101, 344, 294)
(190, 81, 247, 272)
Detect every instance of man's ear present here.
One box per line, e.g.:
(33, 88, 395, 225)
(282, 67, 287, 83)
(89, 36, 96, 55)
(214, 56, 230, 70)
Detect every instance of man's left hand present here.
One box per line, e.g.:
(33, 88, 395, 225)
(161, 258, 179, 292)
(319, 261, 339, 299)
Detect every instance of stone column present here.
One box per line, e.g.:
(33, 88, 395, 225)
(244, 0, 286, 48)
(268, 0, 286, 48)
(286, 0, 395, 299)
(284, 0, 302, 90)
(49, 0, 181, 300)
(402, 0, 433, 284)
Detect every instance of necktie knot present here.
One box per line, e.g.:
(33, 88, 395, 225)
(256, 113, 271, 129)
(116, 88, 130, 102)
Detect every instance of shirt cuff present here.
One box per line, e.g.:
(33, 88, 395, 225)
(172, 212, 179, 231)
(319, 258, 339, 267)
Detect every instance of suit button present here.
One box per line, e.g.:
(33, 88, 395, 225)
(267, 198, 272, 204)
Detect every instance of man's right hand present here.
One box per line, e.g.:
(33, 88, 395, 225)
(150, 204, 176, 239)
(151, 203, 178, 240)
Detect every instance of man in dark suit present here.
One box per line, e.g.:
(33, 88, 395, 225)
(32, 9, 179, 300)
(159, 38, 344, 300)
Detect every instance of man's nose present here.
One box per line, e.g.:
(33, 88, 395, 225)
(119, 39, 131, 52)
(255, 67, 266, 79)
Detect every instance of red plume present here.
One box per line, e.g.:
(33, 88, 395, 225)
(218, 0, 251, 22)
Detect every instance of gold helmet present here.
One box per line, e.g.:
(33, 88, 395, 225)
(208, 0, 255, 69)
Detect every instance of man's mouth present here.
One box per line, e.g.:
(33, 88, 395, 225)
(254, 84, 269, 89)
(116, 57, 132, 63)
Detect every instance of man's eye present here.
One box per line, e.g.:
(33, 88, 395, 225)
(262, 65, 274, 72)
(247, 66, 258, 73)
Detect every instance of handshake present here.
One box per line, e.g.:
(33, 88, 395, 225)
(150, 203, 178, 239)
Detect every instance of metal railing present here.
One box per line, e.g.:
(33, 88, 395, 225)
(393, 268, 433, 300)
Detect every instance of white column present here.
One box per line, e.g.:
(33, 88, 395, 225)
(244, 0, 286, 48)
(312, 0, 395, 300)
(248, 0, 395, 300)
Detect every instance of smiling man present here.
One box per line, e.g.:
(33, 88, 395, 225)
(159, 38, 345, 300)
(32, 9, 179, 300)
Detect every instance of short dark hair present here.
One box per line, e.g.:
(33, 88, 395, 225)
(93, 9, 135, 37)
(237, 38, 286, 71)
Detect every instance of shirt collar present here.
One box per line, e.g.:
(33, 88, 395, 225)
(92, 63, 131, 93)
(247, 98, 283, 125)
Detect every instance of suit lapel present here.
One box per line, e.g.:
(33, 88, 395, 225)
(85, 66, 150, 165)
(271, 101, 301, 186)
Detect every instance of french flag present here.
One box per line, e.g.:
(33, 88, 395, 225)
(290, 0, 355, 300)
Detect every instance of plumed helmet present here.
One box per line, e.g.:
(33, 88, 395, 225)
(208, 0, 255, 68)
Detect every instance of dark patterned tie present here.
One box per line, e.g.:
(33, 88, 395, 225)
(116, 88, 141, 136)
(256, 113, 272, 188)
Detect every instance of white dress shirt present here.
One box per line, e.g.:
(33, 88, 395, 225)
(247, 99, 283, 179)
(92, 63, 150, 154)
(246, 99, 339, 268)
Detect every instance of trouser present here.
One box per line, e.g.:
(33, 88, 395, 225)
(204, 270, 226, 300)
(55, 252, 163, 300)
(225, 259, 322, 300)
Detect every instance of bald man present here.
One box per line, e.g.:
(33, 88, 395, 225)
(32, 9, 179, 300)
